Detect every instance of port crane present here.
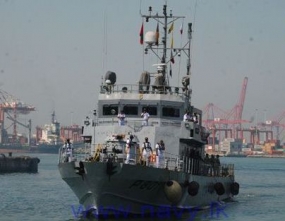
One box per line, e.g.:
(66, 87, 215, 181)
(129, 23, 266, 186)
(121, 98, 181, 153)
(0, 89, 35, 144)
(202, 77, 251, 145)
(259, 110, 285, 142)
(6, 116, 32, 145)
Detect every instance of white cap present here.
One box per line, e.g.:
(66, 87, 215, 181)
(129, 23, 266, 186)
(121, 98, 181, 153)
(126, 139, 130, 144)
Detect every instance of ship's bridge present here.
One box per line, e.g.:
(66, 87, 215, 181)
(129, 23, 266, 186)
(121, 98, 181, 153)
(96, 83, 201, 128)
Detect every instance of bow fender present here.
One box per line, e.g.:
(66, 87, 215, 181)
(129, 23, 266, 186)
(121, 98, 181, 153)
(230, 182, 240, 195)
(214, 182, 225, 195)
(187, 181, 199, 196)
(164, 180, 182, 203)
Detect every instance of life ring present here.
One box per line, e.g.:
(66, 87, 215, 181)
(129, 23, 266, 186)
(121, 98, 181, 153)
(230, 182, 240, 195)
(164, 180, 182, 203)
(214, 182, 225, 195)
(187, 181, 199, 196)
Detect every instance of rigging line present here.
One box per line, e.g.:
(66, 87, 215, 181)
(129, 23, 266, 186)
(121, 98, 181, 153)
(139, 0, 142, 15)
(156, 18, 159, 68)
(141, 18, 145, 72)
(190, 0, 198, 71)
(139, 0, 146, 72)
(167, 16, 175, 86)
(101, 8, 107, 75)
(193, 0, 198, 30)
(104, 12, 108, 71)
(177, 18, 184, 87)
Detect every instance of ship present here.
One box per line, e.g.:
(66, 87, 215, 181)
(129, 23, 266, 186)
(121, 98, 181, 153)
(31, 111, 84, 154)
(58, 4, 239, 218)
(30, 111, 63, 153)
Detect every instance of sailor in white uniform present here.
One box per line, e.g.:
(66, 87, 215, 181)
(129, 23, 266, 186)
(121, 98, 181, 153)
(141, 109, 150, 126)
(117, 111, 126, 126)
(183, 111, 191, 122)
(125, 139, 131, 164)
(142, 137, 152, 166)
(64, 139, 73, 162)
(155, 140, 165, 168)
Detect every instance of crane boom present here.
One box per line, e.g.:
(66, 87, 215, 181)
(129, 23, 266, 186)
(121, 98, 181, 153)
(237, 77, 248, 121)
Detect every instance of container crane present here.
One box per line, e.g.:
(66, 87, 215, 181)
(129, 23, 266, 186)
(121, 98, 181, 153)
(224, 77, 250, 139)
(202, 77, 250, 145)
(262, 110, 285, 142)
(0, 89, 35, 144)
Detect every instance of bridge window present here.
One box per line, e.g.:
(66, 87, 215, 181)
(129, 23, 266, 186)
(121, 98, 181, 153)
(123, 105, 138, 115)
(103, 105, 118, 116)
(142, 106, 157, 116)
(162, 107, 180, 117)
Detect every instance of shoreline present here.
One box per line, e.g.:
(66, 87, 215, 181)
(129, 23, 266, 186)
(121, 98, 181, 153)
(0, 149, 32, 154)
(247, 154, 285, 158)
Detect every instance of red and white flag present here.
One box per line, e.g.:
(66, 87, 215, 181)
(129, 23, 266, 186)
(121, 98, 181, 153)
(139, 22, 144, 45)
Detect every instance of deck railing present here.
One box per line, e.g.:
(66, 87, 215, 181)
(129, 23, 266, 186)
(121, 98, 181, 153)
(59, 148, 234, 177)
(100, 84, 190, 97)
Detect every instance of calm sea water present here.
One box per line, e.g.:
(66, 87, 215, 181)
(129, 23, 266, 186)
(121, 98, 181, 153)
(1, 153, 285, 221)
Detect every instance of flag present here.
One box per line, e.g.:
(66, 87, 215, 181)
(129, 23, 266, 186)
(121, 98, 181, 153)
(168, 22, 174, 34)
(180, 22, 183, 35)
(139, 23, 144, 45)
(169, 63, 172, 77)
(155, 22, 159, 45)
(170, 50, 175, 64)
(170, 36, 174, 48)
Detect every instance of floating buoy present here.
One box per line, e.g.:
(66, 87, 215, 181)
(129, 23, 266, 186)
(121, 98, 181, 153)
(214, 182, 225, 195)
(164, 180, 182, 203)
(230, 182, 240, 195)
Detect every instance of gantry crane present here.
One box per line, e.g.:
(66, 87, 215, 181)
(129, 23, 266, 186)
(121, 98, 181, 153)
(202, 77, 250, 145)
(0, 89, 35, 144)
(260, 110, 285, 142)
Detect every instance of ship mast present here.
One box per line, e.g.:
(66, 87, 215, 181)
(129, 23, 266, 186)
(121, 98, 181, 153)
(141, 4, 192, 89)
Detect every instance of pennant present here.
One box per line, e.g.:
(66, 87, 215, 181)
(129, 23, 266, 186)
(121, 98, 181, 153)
(169, 63, 172, 77)
(170, 37, 174, 48)
(180, 22, 183, 35)
(155, 22, 159, 46)
(139, 23, 144, 45)
(168, 22, 174, 34)
(170, 50, 175, 64)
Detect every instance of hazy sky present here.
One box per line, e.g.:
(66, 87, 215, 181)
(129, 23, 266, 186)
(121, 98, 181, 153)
(0, 0, 284, 135)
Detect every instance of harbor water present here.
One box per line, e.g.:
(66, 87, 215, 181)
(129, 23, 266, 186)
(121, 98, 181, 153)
(1, 153, 285, 221)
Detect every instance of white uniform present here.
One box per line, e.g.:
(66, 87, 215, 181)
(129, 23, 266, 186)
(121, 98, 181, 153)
(125, 142, 130, 164)
(141, 112, 150, 126)
(65, 143, 73, 162)
(183, 113, 190, 122)
(142, 142, 152, 165)
(155, 143, 165, 168)
(117, 113, 126, 126)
